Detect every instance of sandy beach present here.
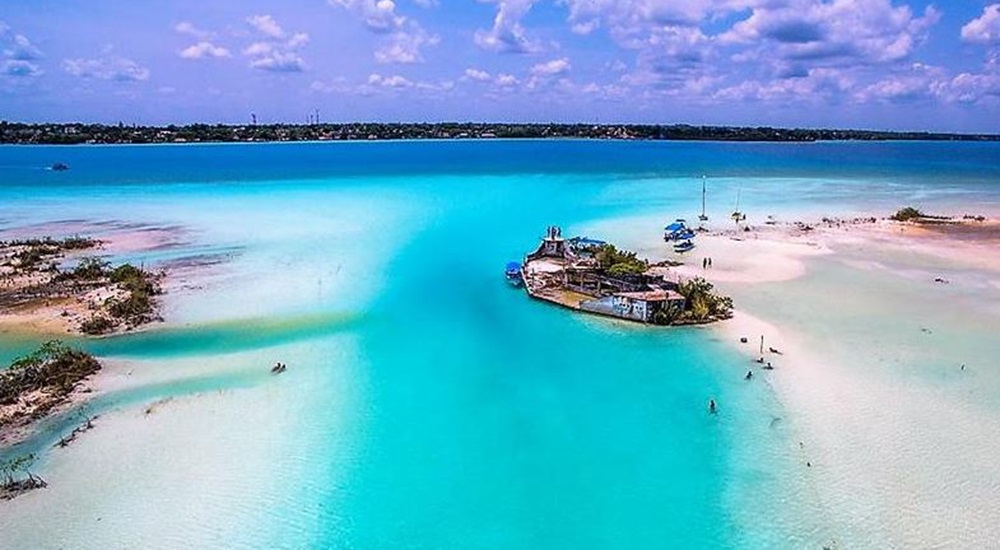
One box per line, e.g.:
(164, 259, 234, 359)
(666, 214, 1000, 546)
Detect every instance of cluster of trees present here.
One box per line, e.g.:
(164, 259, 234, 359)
(73, 261, 163, 335)
(890, 207, 926, 222)
(0, 236, 162, 335)
(1, 236, 98, 273)
(593, 244, 649, 277)
(0, 342, 102, 499)
(0, 341, 100, 409)
(678, 277, 733, 322)
(656, 277, 733, 324)
(3, 121, 998, 145)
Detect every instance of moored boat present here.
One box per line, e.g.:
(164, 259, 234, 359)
(504, 261, 524, 287)
(664, 219, 695, 241)
(673, 240, 695, 253)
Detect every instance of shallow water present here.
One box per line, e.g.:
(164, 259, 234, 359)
(2, 140, 999, 548)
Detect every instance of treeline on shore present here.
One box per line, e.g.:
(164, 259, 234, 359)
(3, 121, 999, 145)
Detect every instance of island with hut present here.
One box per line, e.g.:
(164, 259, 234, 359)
(515, 226, 732, 325)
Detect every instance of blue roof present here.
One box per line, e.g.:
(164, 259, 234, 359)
(571, 236, 607, 246)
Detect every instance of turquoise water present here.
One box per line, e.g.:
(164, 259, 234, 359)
(2, 140, 999, 548)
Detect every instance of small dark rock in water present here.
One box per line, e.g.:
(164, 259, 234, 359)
(50, 162, 69, 171)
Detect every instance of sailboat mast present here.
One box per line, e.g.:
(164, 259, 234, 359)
(701, 175, 706, 218)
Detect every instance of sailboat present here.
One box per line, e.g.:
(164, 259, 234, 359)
(698, 175, 708, 222)
(731, 188, 746, 223)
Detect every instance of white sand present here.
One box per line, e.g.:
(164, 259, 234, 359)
(684, 218, 1000, 546)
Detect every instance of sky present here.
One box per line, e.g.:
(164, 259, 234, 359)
(1, 0, 999, 131)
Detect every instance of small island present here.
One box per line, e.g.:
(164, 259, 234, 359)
(0, 341, 103, 498)
(516, 226, 731, 325)
(0, 236, 163, 335)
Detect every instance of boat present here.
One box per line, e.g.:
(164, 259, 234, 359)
(673, 240, 695, 253)
(663, 219, 695, 241)
(504, 261, 524, 287)
(698, 175, 708, 222)
(731, 188, 746, 223)
(50, 162, 69, 171)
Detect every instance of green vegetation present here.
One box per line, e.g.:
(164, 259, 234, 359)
(81, 262, 162, 335)
(45, 256, 162, 334)
(594, 244, 649, 277)
(1, 235, 163, 335)
(69, 257, 111, 280)
(0, 341, 101, 407)
(1, 236, 98, 273)
(671, 277, 733, 323)
(890, 207, 925, 222)
(79, 315, 114, 335)
(3, 121, 999, 145)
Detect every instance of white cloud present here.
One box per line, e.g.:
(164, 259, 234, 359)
(375, 26, 439, 63)
(310, 77, 351, 93)
(249, 51, 306, 72)
(244, 16, 308, 72)
(720, 0, 941, 68)
(330, 0, 407, 32)
(713, 68, 854, 103)
(854, 63, 945, 103)
(1, 22, 43, 68)
(64, 55, 150, 81)
(331, 0, 437, 64)
(3, 59, 41, 77)
(531, 57, 571, 76)
(464, 68, 491, 81)
(474, 0, 542, 53)
(5, 34, 42, 61)
(287, 32, 310, 48)
(369, 72, 413, 87)
(179, 41, 231, 60)
(962, 4, 1000, 45)
(174, 21, 213, 40)
(934, 72, 1000, 104)
(247, 14, 285, 39)
(495, 73, 519, 87)
(559, 0, 740, 44)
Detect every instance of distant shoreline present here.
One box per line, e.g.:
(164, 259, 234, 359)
(3, 122, 999, 145)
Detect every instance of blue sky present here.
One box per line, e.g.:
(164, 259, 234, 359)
(2, 1, 999, 131)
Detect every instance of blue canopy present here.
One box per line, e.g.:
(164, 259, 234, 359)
(505, 261, 521, 272)
(664, 221, 687, 232)
(571, 236, 607, 247)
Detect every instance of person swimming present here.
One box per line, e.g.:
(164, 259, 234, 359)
(745, 370, 753, 380)
(708, 399, 717, 414)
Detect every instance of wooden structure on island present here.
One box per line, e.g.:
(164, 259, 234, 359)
(521, 226, 686, 324)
